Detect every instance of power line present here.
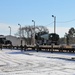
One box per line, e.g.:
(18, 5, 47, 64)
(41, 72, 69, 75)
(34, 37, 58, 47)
(46, 22, 54, 26)
(57, 19, 75, 23)
(46, 18, 75, 26)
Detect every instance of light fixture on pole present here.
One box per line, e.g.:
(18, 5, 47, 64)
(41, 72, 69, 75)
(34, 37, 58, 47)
(8, 26, 11, 35)
(18, 23, 23, 46)
(52, 15, 56, 33)
(18, 23, 21, 38)
(32, 20, 35, 45)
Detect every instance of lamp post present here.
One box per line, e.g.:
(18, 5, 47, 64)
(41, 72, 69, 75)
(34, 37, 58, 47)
(52, 15, 56, 33)
(32, 20, 35, 45)
(8, 26, 11, 35)
(18, 24, 21, 38)
(18, 24, 23, 46)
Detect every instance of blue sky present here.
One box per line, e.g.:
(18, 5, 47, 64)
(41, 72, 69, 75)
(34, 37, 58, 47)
(0, 0, 75, 37)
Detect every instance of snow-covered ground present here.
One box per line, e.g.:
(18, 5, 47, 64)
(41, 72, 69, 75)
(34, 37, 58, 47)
(0, 49, 75, 75)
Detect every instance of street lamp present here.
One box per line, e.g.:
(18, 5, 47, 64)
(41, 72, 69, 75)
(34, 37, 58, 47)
(18, 23, 21, 38)
(18, 24, 23, 46)
(52, 15, 56, 33)
(8, 26, 11, 35)
(32, 20, 35, 45)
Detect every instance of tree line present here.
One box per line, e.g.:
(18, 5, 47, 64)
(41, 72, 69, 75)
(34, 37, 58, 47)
(60, 27, 75, 45)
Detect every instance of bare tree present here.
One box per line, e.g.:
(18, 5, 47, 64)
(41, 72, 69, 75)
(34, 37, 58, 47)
(68, 27, 75, 37)
(15, 25, 49, 45)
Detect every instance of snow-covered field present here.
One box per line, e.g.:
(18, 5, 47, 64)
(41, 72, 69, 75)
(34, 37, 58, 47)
(0, 49, 75, 75)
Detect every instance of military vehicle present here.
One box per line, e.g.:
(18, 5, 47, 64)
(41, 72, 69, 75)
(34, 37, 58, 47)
(35, 33, 59, 45)
(0, 35, 12, 45)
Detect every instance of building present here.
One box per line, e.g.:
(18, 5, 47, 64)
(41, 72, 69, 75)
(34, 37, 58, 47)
(5, 35, 25, 46)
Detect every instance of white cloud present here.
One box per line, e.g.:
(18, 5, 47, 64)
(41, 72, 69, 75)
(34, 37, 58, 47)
(0, 23, 70, 37)
(0, 23, 18, 36)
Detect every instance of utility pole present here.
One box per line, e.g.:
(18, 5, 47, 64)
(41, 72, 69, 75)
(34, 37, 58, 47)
(18, 24, 21, 38)
(18, 24, 22, 46)
(8, 26, 11, 35)
(32, 20, 35, 45)
(52, 15, 56, 33)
